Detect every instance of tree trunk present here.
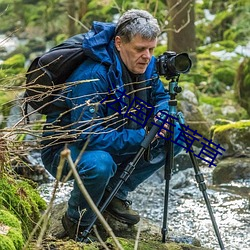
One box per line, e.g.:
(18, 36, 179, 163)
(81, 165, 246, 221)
(78, 0, 88, 20)
(167, 0, 196, 62)
(67, 0, 77, 36)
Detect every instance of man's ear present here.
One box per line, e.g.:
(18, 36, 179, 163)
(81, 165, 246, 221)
(115, 36, 122, 51)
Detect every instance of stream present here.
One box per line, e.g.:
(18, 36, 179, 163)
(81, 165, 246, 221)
(38, 164, 250, 250)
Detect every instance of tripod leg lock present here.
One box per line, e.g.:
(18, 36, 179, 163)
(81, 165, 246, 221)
(195, 173, 207, 192)
(120, 162, 135, 182)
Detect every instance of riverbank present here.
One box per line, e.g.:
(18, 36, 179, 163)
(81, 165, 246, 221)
(38, 165, 250, 250)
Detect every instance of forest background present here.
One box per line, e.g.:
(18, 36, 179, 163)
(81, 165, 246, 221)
(0, 0, 250, 125)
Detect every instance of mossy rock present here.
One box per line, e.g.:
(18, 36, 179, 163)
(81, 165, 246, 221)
(0, 174, 47, 239)
(106, 237, 210, 250)
(211, 120, 250, 158)
(234, 57, 250, 116)
(0, 209, 24, 250)
(28, 237, 211, 250)
(43, 202, 211, 250)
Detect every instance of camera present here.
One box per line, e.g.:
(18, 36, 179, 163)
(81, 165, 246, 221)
(156, 51, 192, 79)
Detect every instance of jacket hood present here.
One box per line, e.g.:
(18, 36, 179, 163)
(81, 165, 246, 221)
(82, 21, 116, 65)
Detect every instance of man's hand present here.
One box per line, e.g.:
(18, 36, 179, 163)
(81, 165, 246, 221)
(152, 114, 170, 142)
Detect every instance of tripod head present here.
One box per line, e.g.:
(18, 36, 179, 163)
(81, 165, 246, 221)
(168, 76, 182, 100)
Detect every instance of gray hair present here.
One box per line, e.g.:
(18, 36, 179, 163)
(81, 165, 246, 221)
(115, 9, 160, 43)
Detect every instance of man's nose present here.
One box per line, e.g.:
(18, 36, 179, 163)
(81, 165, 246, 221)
(142, 49, 151, 59)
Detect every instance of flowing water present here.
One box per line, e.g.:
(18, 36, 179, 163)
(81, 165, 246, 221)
(38, 165, 250, 250)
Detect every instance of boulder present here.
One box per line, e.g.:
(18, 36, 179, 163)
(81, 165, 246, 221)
(213, 157, 250, 184)
(211, 119, 250, 183)
(211, 120, 250, 158)
(42, 201, 211, 250)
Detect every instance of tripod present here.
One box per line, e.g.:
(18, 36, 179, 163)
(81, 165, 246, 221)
(161, 77, 225, 249)
(82, 77, 225, 250)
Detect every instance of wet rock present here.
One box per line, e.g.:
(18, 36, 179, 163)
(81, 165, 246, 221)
(213, 157, 250, 184)
(211, 119, 250, 158)
(180, 100, 211, 140)
(45, 201, 210, 250)
(170, 168, 193, 189)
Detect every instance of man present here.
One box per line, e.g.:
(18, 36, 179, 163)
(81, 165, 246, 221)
(41, 9, 184, 241)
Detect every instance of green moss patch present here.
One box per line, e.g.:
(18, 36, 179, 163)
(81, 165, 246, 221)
(0, 209, 24, 250)
(106, 237, 209, 250)
(212, 120, 250, 133)
(0, 174, 47, 239)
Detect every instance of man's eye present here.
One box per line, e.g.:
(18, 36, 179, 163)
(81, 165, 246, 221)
(136, 48, 144, 52)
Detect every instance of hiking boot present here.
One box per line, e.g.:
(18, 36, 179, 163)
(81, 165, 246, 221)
(105, 196, 140, 225)
(61, 213, 97, 243)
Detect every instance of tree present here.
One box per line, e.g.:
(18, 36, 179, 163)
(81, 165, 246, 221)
(166, 0, 196, 62)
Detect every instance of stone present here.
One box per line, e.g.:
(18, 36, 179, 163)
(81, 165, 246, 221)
(211, 120, 250, 158)
(213, 157, 250, 184)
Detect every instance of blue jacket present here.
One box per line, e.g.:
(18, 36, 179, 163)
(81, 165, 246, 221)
(44, 21, 170, 156)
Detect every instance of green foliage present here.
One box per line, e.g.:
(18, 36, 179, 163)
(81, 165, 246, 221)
(1, 54, 25, 69)
(213, 67, 235, 86)
(199, 95, 224, 107)
(196, 0, 250, 47)
(192, 40, 241, 95)
(0, 54, 26, 84)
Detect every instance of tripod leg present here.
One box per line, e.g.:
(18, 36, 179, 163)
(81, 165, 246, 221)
(81, 122, 162, 240)
(162, 121, 174, 243)
(177, 112, 225, 250)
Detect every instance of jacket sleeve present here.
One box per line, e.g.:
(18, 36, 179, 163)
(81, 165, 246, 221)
(65, 61, 146, 156)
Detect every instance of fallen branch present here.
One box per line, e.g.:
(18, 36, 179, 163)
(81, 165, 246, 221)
(61, 148, 124, 250)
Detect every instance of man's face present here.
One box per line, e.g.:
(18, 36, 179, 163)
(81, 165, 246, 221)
(115, 35, 157, 74)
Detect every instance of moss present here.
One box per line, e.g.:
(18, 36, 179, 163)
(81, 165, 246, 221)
(217, 40, 237, 51)
(211, 120, 250, 143)
(0, 235, 16, 250)
(0, 54, 26, 86)
(212, 120, 250, 133)
(0, 175, 47, 239)
(105, 237, 207, 250)
(7, 228, 24, 249)
(0, 209, 21, 229)
(1, 54, 25, 69)
(211, 120, 250, 156)
(213, 67, 235, 86)
(0, 209, 24, 249)
(199, 95, 224, 107)
(198, 91, 249, 122)
(0, 91, 17, 110)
